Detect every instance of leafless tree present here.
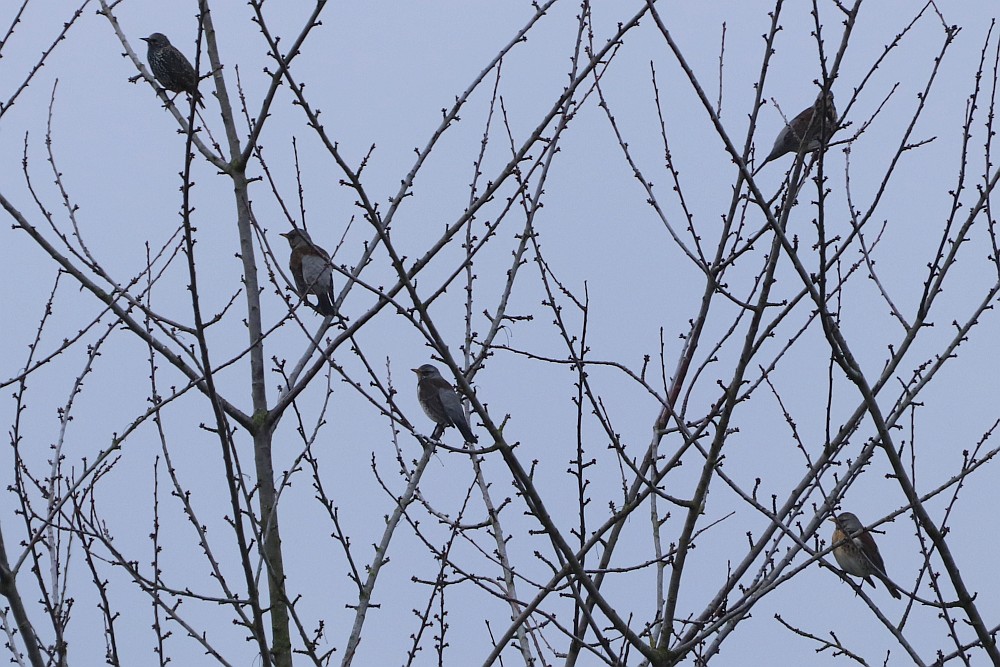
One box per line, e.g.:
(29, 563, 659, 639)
(1, 1, 999, 665)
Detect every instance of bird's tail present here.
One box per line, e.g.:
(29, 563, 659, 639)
(456, 420, 478, 444)
(877, 573, 902, 599)
(316, 293, 338, 318)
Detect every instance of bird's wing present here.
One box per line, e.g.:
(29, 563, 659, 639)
(857, 531, 889, 576)
(432, 383, 465, 427)
(427, 375, 477, 442)
(765, 104, 824, 163)
(162, 49, 198, 90)
(764, 124, 794, 162)
(300, 254, 333, 293)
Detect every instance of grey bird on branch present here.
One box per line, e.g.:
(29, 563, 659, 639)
(830, 511, 902, 599)
(753, 90, 837, 174)
(141, 33, 205, 108)
(412, 364, 478, 443)
(281, 228, 337, 317)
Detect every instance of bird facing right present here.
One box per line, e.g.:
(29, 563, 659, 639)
(412, 364, 478, 443)
(754, 90, 836, 173)
(280, 228, 337, 317)
(141, 33, 205, 108)
(830, 512, 901, 599)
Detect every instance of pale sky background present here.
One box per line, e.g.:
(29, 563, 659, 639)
(2, 2, 1000, 665)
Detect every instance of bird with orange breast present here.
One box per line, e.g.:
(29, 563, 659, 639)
(829, 511, 901, 599)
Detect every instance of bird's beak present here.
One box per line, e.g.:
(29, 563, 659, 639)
(279, 231, 291, 238)
(410, 368, 420, 374)
(140, 37, 150, 43)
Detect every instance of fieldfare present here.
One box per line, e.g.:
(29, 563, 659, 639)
(280, 228, 337, 317)
(141, 33, 205, 108)
(412, 364, 477, 443)
(754, 90, 836, 173)
(830, 512, 901, 599)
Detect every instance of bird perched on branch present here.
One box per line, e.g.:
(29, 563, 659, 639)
(141, 33, 205, 108)
(280, 228, 337, 317)
(412, 364, 478, 443)
(830, 512, 901, 599)
(754, 90, 836, 174)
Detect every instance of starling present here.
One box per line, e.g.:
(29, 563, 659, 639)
(830, 512, 902, 599)
(280, 228, 337, 317)
(412, 364, 478, 443)
(141, 33, 205, 108)
(754, 90, 836, 174)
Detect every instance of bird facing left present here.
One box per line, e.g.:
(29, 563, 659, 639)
(830, 512, 902, 599)
(141, 32, 205, 108)
(280, 228, 337, 317)
(412, 364, 478, 443)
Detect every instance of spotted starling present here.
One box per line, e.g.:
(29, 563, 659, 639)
(280, 228, 337, 317)
(412, 364, 478, 443)
(141, 33, 204, 108)
(754, 90, 836, 174)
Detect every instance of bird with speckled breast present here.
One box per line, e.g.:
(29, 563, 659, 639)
(412, 364, 478, 443)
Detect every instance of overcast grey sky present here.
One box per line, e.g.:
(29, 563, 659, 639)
(2, 2, 1000, 665)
